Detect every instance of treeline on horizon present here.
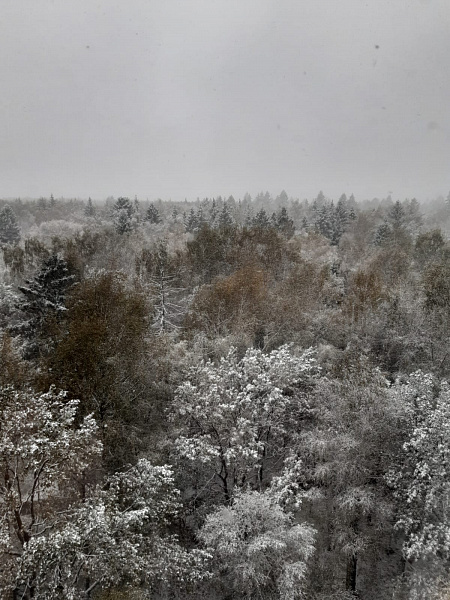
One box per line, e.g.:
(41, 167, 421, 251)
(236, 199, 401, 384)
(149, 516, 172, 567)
(1, 190, 450, 599)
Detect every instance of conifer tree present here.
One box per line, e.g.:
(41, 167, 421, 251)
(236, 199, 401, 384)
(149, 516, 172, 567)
(374, 220, 391, 246)
(84, 197, 95, 217)
(218, 203, 234, 229)
(16, 254, 75, 358)
(196, 206, 206, 227)
(209, 198, 218, 225)
(0, 204, 20, 245)
(252, 208, 271, 229)
(388, 200, 406, 230)
(37, 197, 47, 211)
(275, 206, 295, 238)
(316, 204, 334, 240)
(145, 203, 162, 224)
(185, 208, 199, 232)
(112, 197, 135, 234)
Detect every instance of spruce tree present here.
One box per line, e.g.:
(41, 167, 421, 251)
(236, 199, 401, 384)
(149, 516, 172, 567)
(185, 208, 198, 232)
(84, 197, 95, 217)
(388, 200, 405, 230)
(0, 204, 20, 245)
(209, 198, 218, 225)
(252, 208, 271, 229)
(218, 203, 234, 229)
(275, 206, 295, 238)
(145, 203, 162, 224)
(374, 221, 391, 246)
(316, 204, 334, 240)
(112, 197, 134, 234)
(16, 254, 75, 358)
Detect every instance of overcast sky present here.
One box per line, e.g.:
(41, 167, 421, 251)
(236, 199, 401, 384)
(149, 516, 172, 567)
(1, 0, 449, 201)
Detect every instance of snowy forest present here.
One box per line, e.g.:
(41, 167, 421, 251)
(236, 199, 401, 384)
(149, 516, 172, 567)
(1, 190, 450, 600)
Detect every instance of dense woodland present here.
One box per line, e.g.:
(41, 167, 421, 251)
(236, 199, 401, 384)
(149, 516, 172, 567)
(1, 190, 450, 599)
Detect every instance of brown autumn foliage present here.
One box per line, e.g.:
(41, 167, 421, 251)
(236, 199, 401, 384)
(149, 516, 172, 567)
(41, 271, 155, 470)
(344, 268, 387, 324)
(266, 260, 330, 347)
(184, 264, 269, 339)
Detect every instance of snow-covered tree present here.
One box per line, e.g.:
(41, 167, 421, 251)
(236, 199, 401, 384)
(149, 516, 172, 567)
(185, 207, 199, 232)
(112, 197, 135, 234)
(0, 386, 101, 598)
(147, 241, 186, 332)
(387, 372, 450, 562)
(209, 198, 218, 225)
(0, 282, 20, 331)
(253, 208, 271, 229)
(0, 204, 20, 245)
(0, 386, 208, 599)
(199, 490, 315, 600)
(374, 220, 391, 246)
(217, 203, 234, 229)
(16, 254, 75, 358)
(84, 197, 95, 217)
(11, 459, 209, 599)
(277, 355, 403, 598)
(145, 203, 161, 224)
(274, 206, 295, 238)
(384, 371, 450, 598)
(172, 345, 318, 504)
(315, 204, 334, 241)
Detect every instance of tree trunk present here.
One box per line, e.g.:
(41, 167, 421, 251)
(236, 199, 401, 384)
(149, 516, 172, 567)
(346, 553, 357, 594)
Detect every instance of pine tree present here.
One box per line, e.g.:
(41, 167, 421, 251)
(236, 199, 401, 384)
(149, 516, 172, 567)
(275, 206, 295, 238)
(332, 198, 349, 244)
(37, 197, 47, 211)
(196, 206, 206, 227)
(218, 203, 234, 229)
(276, 189, 289, 205)
(84, 197, 95, 217)
(252, 208, 271, 229)
(374, 221, 391, 246)
(185, 208, 198, 232)
(244, 207, 254, 228)
(112, 197, 134, 234)
(145, 203, 162, 224)
(16, 254, 75, 358)
(315, 190, 326, 206)
(209, 198, 218, 225)
(0, 204, 20, 245)
(388, 200, 405, 230)
(316, 204, 334, 240)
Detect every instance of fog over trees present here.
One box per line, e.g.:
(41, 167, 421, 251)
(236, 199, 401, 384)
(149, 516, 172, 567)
(1, 191, 450, 598)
